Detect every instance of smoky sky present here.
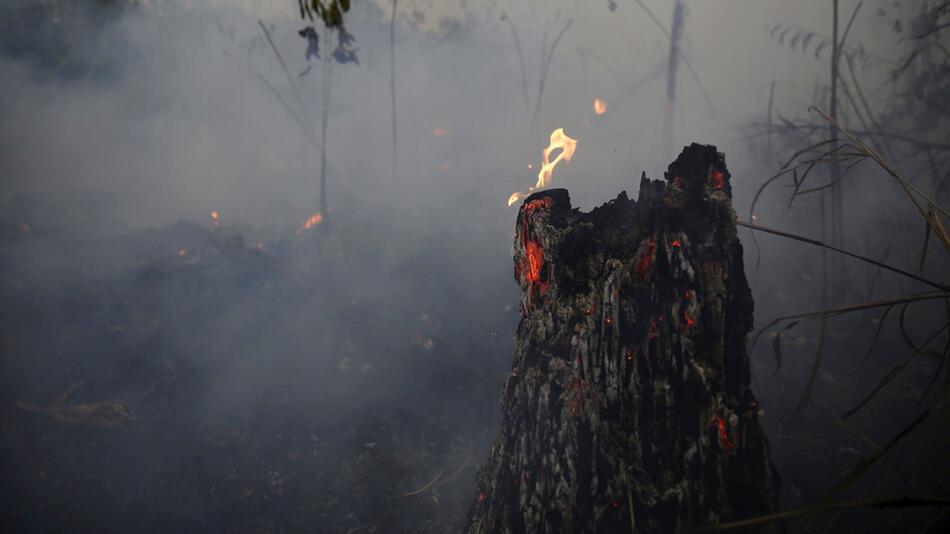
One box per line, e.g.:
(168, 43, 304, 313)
(1, 0, 908, 227)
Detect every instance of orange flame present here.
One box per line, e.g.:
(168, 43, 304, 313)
(210, 210, 219, 221)
(536, 128, 578, 189)
(296, 212, 324, 235)
(593, 97, 607, 115)
(508, 128, 578, 207)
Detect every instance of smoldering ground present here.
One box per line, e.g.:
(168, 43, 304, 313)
(1, 0, 948, 532)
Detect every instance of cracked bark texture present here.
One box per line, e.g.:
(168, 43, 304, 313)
(467, 144, 782, 533)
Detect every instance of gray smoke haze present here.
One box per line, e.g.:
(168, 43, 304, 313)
(1, 0, 947, 532)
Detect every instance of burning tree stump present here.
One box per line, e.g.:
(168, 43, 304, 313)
(467, 144, 781, 533)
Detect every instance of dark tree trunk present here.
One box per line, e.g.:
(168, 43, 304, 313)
(467, 144, 782, 533)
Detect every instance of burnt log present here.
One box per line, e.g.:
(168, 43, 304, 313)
(467, 144, 781, 533)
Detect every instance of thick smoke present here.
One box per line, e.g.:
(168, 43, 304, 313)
(1, 1, 946, 532)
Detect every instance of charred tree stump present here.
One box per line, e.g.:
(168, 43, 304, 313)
(467, 144, 781, 533)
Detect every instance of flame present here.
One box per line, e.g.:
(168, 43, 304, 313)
(593, 97, 607, 115)
(178, 248, 187, 257)
(508, 128, 577, 207)
(536, 128, 577, 189)
(432, 128, 448, 137)
(297, 212, 324, 235)
(210, 210, 219, 221)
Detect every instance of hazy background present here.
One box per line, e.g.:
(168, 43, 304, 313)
(1, 0, 947, 532)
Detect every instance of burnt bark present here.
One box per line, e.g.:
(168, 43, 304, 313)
(467, 144, 782, 533)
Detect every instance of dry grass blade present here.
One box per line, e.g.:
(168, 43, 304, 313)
(737, 221, 950, 291)
(812, 107, 950, 250)
(920, 220, 933, 272)
(749, 139, 837, 222)
(400, 468, 444, 498)
(256, 73, 319, 150)
(501, 14, 529, 117)
(850, 304, 894, 375)
(751, 292, 948, 358)
(632, 0, 717, 119)
(912, 21, 950, 40)
(771, 320, 801, 375)
(258, 20, 315, 140)
(786, 144, 851, 205)
(803, 410, 931, 519)
(919, 300, 950, 404)
(701, 494, 950, 531)
(529, 17, 572, 134)
(785, 317, 826, 422)
(842, 364, 903, 419)
(792, 154, 867, 198)
(945, 345, 950, 422)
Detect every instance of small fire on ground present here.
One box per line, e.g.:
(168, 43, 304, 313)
(296, 212, 324, 235)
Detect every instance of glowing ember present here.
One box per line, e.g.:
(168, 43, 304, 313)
(523, 196, 554, 214)
(671, 239, 682, 247)
(508, 128, 578, 207)
(636, 237, 657, 280)
(432, 128, 448, 137)
(593, 97, 607, 115)
(523, 241, 544, 283)
(296, 212, 324, 235)
(683, 309, 696, 329)
(711, 415, 735, 453)
(515, 195, 555, 304)
(709, 169, 725, 190)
